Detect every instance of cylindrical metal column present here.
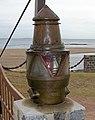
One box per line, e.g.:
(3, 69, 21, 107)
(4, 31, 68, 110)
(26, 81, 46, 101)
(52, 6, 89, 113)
(35, 0, 45, 15)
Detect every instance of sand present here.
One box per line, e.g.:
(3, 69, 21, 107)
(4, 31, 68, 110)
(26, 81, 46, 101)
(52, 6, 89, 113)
(0, 48, 95, 70)
(0, 49, 27, 70)
(69, 47, 95, 54)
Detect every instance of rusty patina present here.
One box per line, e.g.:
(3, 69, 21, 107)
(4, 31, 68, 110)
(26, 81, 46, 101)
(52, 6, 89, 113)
(26, 5, 70, 105)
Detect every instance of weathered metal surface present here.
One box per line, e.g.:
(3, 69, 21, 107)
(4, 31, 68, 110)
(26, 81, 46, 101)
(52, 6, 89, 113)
(33, 5, 64, 51)
(35, 0, 46, 15)
(26, 5, 70, 105)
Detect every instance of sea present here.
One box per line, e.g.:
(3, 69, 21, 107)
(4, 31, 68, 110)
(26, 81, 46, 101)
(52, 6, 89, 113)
(0, 38, 95, 70)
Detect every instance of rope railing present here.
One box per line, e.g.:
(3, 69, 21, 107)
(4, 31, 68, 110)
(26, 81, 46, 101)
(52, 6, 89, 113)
(2, 60, 26, 70)
(70, 56, 84, 69)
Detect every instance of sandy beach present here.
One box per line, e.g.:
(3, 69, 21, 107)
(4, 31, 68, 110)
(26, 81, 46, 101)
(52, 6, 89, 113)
(0, 48, 95, 70)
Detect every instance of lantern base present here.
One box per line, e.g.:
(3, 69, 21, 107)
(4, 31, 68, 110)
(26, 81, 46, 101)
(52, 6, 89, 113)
(27, 75, 70, 105)
(28, 87, 70, 105)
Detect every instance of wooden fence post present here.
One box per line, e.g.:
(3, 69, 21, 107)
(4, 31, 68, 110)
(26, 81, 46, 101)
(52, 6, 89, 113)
(0, 69, 2, 114)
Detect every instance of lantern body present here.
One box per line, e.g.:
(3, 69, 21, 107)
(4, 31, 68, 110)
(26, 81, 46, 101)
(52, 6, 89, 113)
(26, 5, 70, 105)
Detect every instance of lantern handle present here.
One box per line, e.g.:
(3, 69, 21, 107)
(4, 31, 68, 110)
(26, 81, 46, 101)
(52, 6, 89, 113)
(28, 88, 40, 98)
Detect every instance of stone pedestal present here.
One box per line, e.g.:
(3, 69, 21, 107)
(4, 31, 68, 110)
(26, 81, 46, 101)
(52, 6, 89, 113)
(13, 98, 85, 120)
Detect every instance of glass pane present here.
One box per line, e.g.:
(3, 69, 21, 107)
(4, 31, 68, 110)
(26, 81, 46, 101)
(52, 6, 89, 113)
(29, 56, 50, 77)
(43, 55, 61, 75)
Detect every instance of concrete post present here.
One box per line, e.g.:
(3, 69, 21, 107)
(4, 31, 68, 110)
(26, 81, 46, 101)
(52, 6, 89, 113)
(13, 98, 85, 120)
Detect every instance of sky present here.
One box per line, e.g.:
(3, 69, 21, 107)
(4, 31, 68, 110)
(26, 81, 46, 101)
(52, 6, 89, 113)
(0, 0, 95, 39)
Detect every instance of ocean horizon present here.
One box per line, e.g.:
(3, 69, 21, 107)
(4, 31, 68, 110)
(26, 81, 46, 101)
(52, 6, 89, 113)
(0, 38, 95, 49)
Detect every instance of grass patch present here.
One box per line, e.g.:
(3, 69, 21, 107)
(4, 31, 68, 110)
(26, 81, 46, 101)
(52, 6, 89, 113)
(69, 72, 95, 98)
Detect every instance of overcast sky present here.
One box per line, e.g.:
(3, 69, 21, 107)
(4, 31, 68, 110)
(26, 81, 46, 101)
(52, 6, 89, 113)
(0, 0, 95, 39)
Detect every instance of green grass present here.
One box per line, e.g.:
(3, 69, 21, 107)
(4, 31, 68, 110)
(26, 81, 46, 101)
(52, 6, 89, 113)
(5, 71, 29, 98)
(5, 71, 95, 98)
(69, 72, 95, 98)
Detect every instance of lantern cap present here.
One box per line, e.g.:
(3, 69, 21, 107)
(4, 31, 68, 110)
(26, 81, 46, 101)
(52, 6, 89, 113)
(33, 5, 60, 21)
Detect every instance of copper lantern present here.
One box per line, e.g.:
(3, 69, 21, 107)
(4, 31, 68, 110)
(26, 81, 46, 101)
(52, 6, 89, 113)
(26, 5, 70, 105)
